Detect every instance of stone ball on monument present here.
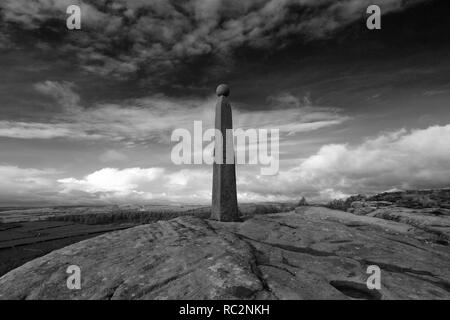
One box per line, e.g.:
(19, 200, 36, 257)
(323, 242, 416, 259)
(216, 84, 230, 97)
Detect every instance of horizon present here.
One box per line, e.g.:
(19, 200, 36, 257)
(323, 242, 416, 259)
(1, 185, 449, 209)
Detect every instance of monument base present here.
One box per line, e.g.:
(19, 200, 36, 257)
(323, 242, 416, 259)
(211, 163, 239, 222)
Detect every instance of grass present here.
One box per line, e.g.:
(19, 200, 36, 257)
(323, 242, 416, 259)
(47, 203, 297, 225)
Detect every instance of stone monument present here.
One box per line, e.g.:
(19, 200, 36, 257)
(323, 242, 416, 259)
(211, 84, 239, 222)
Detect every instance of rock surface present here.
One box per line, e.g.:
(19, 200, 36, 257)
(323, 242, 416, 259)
(0, 206, 449, 300)
(344, 189, 450, 244)
(347, 203, 450, 244)
(367, 189, 450, 209)
(368, 207, 450, 242)
(348, 200, 393, 215)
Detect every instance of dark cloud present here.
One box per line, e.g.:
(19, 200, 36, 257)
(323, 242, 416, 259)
(0, 0, 428, 81)
(0, 81, 348, 143)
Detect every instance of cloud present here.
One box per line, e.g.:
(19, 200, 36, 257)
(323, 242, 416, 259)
(58, 167, 212, 203)
(0, 83, 347, 142)
(0, 0, 106, 30)
(2, 124, 449, 205)
(99, 150, 129, 163)
(238, 124, 450, 201)
(0, 121, 94, 139)
(0, 32, 14, 50)
(0, 165, 56, 188)
(54, 123, 450, 203)
(33, 81, 82, 113)
(0, 164, 207, 205)
(0, 93, 214, 142)
(0, 0, 426, 79)
(236, 92, 350, 135)
(59, 167, 165, 193)
(0, 165, 60, 205)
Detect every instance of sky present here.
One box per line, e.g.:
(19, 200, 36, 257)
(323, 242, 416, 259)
(0, 0, 449, 206)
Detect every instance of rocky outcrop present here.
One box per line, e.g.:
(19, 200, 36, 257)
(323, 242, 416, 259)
(328, 189, 450, 213)
(367, 207, 450, 244)
(367, 189, 450, 209)
(0, 206, 448, 300)
(348, 201, 392, 215)
(345, 189, 450, 244)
